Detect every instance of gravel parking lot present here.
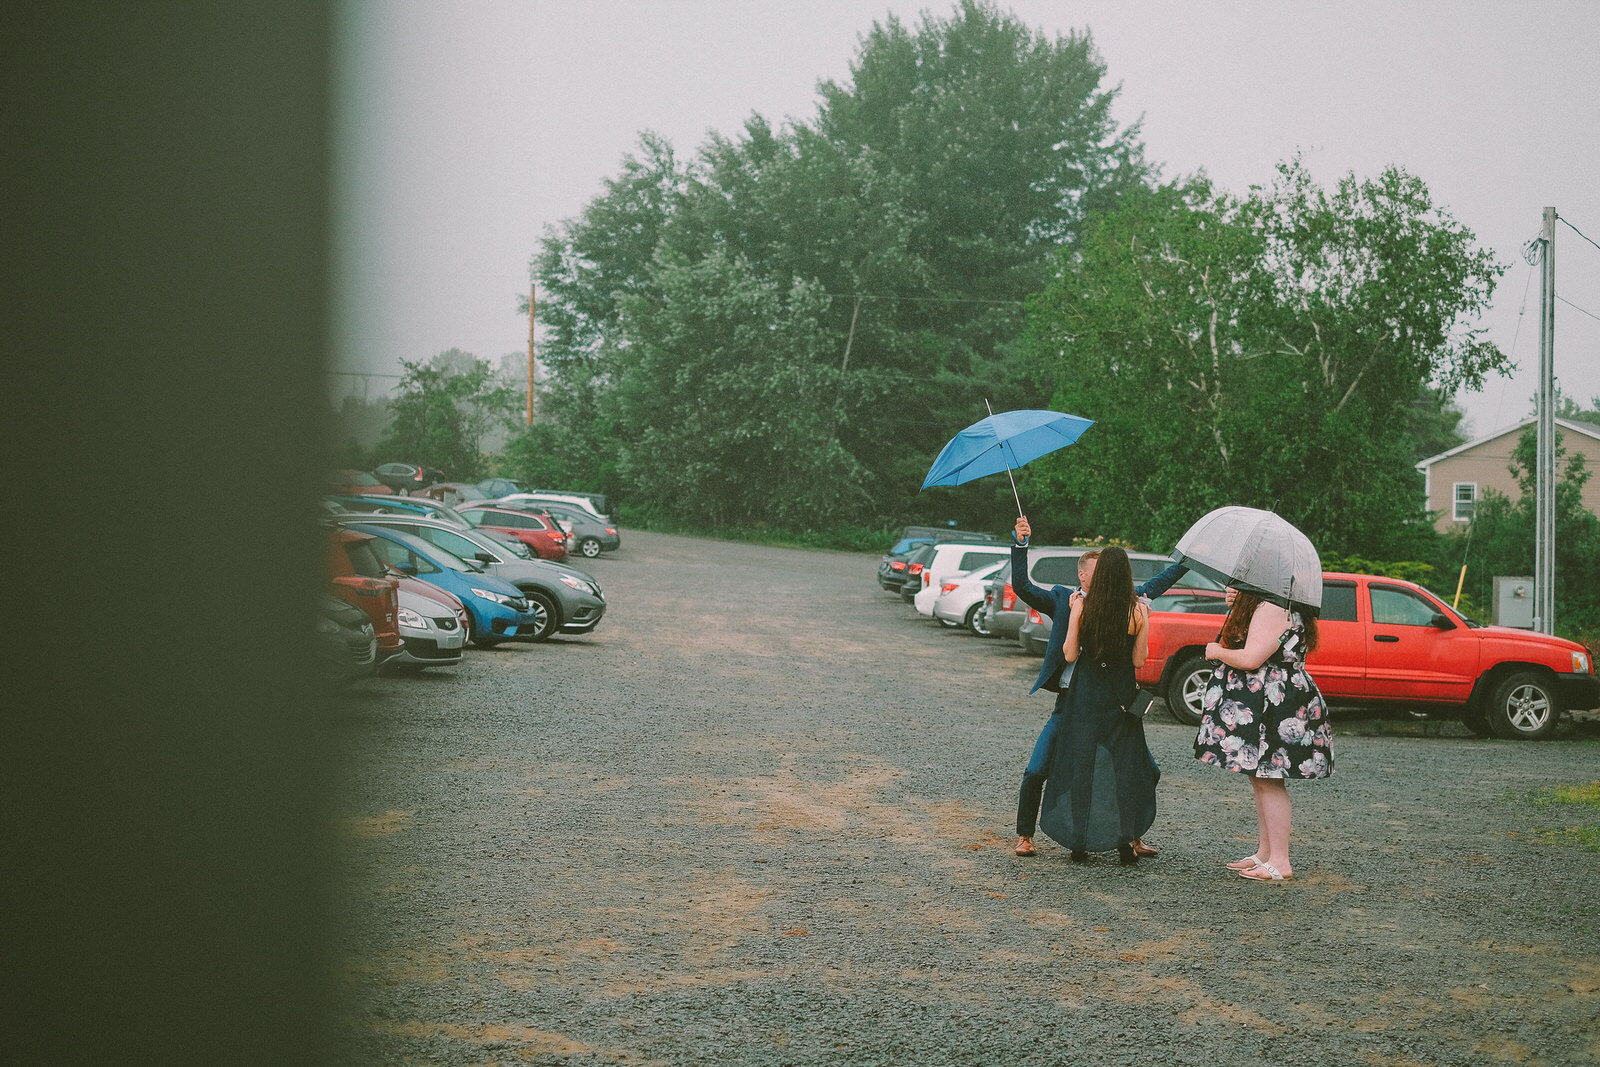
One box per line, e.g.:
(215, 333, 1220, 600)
(332, 530, 1600, 1066)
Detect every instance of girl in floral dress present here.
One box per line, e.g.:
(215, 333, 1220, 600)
(1193, 588, 1333, 881)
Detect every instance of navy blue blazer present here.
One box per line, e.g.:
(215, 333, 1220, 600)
(1011, 539, 1189, 695)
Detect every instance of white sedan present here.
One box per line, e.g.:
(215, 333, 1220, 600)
(930, 559, 1008, 635)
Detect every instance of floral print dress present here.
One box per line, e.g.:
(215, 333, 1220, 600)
(1193, 612, 1334, 779)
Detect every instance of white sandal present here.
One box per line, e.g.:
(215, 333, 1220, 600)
(1238, 861, 1291, 881)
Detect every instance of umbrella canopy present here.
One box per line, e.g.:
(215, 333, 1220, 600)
(920, 409, 1094, 490)
(1173, 506, 1323, 614)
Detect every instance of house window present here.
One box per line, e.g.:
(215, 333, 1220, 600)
(1453, 482, 1477, 522)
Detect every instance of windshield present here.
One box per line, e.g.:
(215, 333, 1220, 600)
(376, 528, 473, 572)
(431, 528, 494, 561)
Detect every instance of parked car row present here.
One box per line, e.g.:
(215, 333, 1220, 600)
(325, 469, 618, 547)
(876, 534, 1599, 741)
(318, 487, 614, 684)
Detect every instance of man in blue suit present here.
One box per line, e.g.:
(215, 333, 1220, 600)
(1011, 515, 1188, 858)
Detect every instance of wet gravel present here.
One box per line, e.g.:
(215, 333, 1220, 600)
(331, 530, 1600, 1066)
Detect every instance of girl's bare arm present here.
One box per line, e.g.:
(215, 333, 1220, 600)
(1130, 602, 1150, 668)
(1062, 593, 1084, 662)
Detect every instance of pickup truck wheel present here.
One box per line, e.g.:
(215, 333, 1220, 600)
(1164, 654, 1214, 726)
(965, 603, 992, 637)
(1485, 671, 1561, 739)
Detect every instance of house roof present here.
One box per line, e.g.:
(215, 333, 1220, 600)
(1415, 416, 1600, 471)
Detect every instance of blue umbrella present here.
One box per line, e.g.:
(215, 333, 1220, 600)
(920, 406, 1095, 515)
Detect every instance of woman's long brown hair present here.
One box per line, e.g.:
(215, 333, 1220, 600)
(1218, 591, 1319, 654)
(1079, 547, 1136, 660)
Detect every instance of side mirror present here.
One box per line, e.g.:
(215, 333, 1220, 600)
(1430, 612, 1456, 630)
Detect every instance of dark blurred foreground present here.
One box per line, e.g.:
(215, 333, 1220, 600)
(4, 7, 335, 1063)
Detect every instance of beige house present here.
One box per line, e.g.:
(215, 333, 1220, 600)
(1416, 417, 1600, 533)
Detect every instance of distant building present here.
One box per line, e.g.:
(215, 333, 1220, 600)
(1416, 417, 1600, 533)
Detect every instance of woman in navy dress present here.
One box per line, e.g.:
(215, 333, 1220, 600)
(1011, 518, 1185, 860)
(1033, 547, 1156, 865)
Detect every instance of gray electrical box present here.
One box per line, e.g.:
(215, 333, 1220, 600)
(1493, 576, 1535, 629)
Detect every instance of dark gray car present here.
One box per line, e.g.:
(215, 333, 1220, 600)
(333, 514, 606, 640)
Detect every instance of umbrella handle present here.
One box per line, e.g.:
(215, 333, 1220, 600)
(984, 398, 1025, 520)
(1004, 455, 1023, 519)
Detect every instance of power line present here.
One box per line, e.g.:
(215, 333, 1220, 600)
(1556, 294, 1600, 324)
(1558, 215, 1600, 256)
(1490, 259, 1538, 433)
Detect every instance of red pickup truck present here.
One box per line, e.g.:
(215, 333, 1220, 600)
(1143, 571, 1599, 740)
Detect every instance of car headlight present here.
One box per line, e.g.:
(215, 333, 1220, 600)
(559, 575, 586, 590)
(470, 587, 515, 607)
(317, 617, 339, 634)
(397, 608, 423, 628)
(1574, 651, 1591, 674)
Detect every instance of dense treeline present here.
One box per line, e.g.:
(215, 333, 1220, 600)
(513, 1, 1505, 555)
(342, 2, 1600, 641)
(521, 1, 1143, 530)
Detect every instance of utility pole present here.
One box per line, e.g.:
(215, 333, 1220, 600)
(1534, 207, 1556, 634)
(534, 281, 547, 428)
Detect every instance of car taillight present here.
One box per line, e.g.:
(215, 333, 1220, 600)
(891, 561, 906, 572)
(1001, 583, 1015, 610)
(941, 582, 959, 594)
(1028, 608, 1042, 624)
(922, 571, 931, 587)
(908, 563, 924, 575)
(551, 533, 565, 542)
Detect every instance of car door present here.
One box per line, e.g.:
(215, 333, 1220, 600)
(1303, 580, 1363, 701)
(1361, 581, 1480, 702)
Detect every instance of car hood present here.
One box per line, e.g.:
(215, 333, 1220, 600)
(394, 575, 463, 612)
(484, 558, 602, 596)
(1471, 624, 1587, 653)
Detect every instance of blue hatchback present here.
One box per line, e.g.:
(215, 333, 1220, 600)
(350, 524, 538, 648)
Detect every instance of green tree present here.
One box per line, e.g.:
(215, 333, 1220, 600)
(377, 350, 518, 480)
(607, 251, 874, 527)
(530, 1, 1146, 529)
(1023, 159, 1506, 557)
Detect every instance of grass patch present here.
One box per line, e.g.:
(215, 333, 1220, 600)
(1524, 781, 1600, 851)
(1528, 827, 1600, 851)
(1531, 781, 1600, 809)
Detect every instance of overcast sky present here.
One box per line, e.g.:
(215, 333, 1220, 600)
(333, 0, 1600, 441)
